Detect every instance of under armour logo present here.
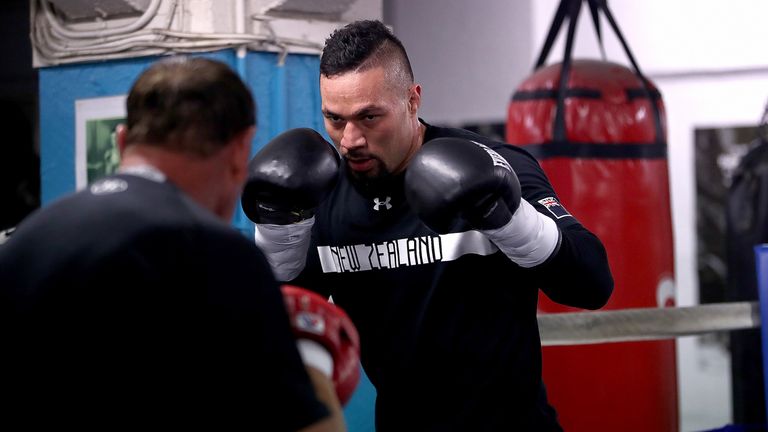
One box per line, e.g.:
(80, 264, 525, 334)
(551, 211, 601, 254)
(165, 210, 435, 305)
(373, 196, 392, 211)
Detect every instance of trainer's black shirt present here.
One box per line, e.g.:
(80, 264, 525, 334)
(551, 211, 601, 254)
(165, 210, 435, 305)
(0, 173, 328, 430)
(295, 121, 613, 431)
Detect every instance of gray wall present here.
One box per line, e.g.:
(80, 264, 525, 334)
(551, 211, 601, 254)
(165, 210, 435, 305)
(385, 0, 533, 125)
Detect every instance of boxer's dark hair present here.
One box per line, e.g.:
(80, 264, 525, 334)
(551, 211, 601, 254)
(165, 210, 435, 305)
(125, 56, 256, 157)
(320, 20, 414, 87)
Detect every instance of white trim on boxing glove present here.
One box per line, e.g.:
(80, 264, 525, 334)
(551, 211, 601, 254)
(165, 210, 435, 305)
(254, 217, 314, 281)
(296, 339, 334, 378)
(481, 198, 560, 268)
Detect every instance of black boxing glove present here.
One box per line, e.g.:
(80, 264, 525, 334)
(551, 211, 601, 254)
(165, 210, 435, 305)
(242, 128, 339, 281)
(405, 137, 560, 268)
(404, 137, 522, 233)
(241, 128, 339, 225)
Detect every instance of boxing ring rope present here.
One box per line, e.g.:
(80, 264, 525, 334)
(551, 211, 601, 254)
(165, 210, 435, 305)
(538, 301, 760, 346)
(539, 245, 768, 424)
(541, 246, 768, 348)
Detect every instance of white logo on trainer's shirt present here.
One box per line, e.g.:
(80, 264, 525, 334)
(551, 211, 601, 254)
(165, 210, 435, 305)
(90, 178, 127, 195)
(316, 230, 498, 273)
(373, 196, 392, 211)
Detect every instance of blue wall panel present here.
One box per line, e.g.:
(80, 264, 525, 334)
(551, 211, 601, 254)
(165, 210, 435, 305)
(38, 48, 375, 431)
(40, 56, 151, 204)
(39, 50, 234, 204)
(244, 52, 328, 151)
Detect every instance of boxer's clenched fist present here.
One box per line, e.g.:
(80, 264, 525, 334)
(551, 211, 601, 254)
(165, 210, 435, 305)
(405, 137, 560, 268)
(404, 137, 522, 233)
(242, 128, 339, 225)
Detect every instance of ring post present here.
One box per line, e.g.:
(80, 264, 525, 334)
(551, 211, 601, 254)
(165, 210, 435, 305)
(755, 244, 768, 422)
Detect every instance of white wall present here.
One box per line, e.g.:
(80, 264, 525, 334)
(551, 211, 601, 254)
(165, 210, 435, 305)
(531, 0, 768, 75)
(385, 0, 533, 125)
(388, 1, 768, 430)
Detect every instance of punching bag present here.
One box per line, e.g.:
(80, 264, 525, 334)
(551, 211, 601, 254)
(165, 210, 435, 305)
(507, 1, 677, 431)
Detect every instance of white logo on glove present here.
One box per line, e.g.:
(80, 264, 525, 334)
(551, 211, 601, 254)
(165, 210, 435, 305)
(471, 141, 513, 172)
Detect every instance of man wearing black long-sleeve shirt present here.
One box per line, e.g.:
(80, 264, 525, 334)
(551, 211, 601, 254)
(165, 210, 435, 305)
(243, 20, 614, 432)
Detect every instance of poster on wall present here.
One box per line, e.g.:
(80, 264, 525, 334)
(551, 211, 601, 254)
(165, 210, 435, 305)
(694, 124, 760, 309)
(75, 95, 126, 189)
(695, 121, 768, 427)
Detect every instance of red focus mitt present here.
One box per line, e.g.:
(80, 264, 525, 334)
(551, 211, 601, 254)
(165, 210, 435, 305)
(281, 285, 361, 405)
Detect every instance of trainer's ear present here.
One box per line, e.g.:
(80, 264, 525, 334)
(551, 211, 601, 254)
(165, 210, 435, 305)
(116, 124, 129, 157)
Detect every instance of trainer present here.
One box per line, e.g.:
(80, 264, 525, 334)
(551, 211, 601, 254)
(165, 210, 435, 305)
(0, 56, 358, 431)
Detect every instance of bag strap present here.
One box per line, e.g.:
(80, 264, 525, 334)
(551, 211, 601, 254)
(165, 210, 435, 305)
(599, 0, 665, 145)
(536, 0, 605, 69)
(534, 0, 570, 70)
(552, 0, 582, 142)
(534, 0, 665, 145)
(587, 0, 606, 60)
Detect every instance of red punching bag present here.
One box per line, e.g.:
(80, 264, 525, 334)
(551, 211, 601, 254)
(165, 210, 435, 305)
(507, 1, 677, 431)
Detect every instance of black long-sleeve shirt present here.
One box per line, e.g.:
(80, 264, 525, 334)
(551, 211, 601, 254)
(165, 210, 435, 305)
(0, 173, 329, 430)
(294, 121, 613, 431)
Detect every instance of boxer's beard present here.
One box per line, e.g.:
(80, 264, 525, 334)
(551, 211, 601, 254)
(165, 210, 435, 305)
(344, 151, 389, 180)
(345, 160, 401, 199)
